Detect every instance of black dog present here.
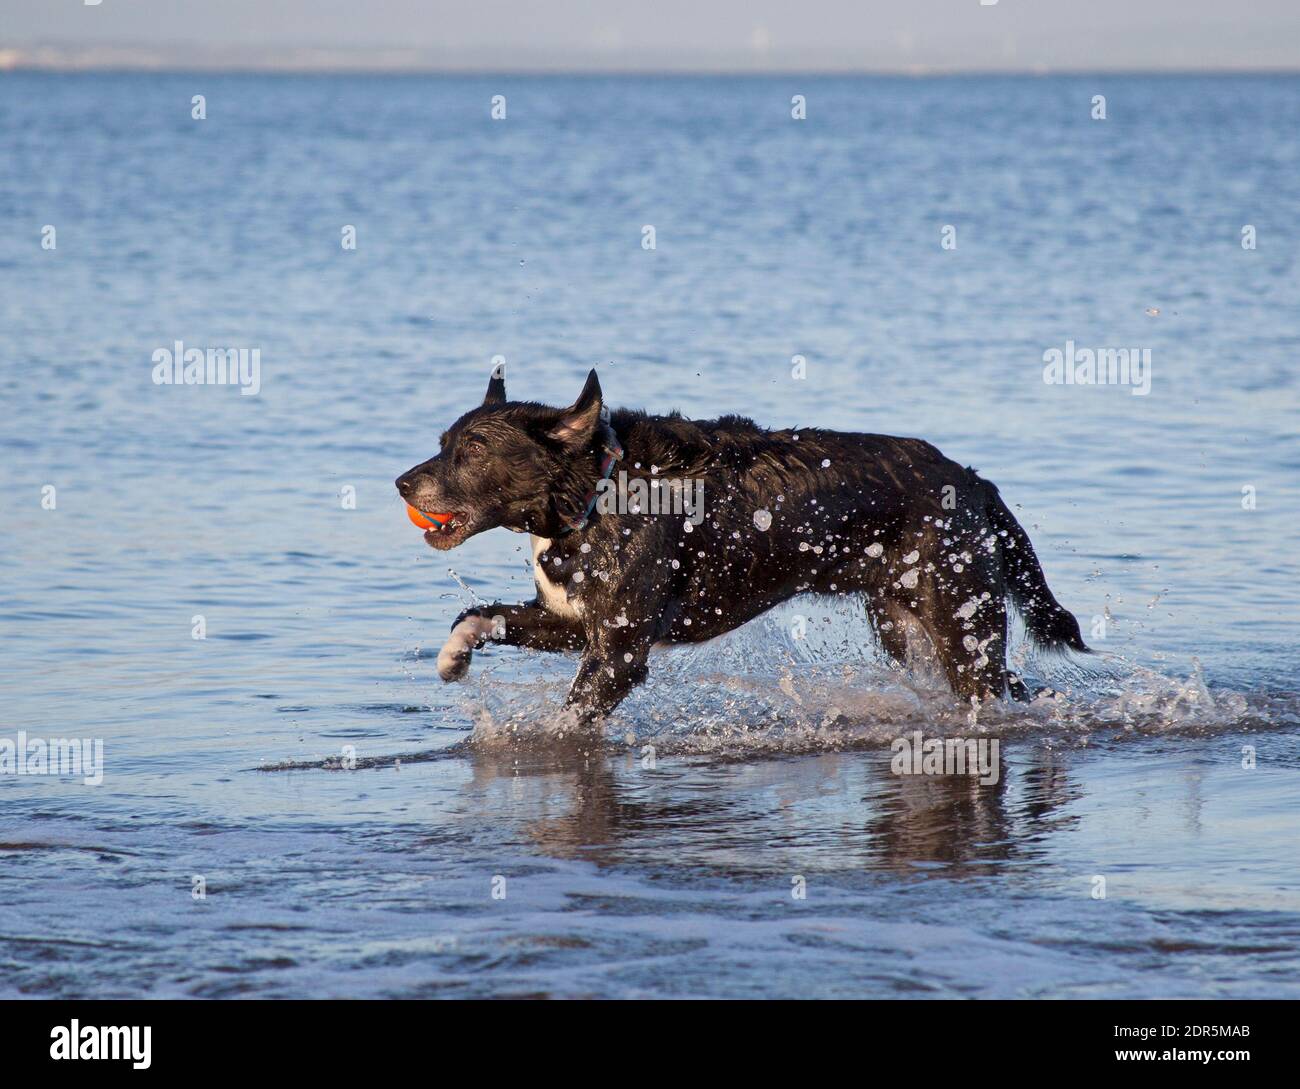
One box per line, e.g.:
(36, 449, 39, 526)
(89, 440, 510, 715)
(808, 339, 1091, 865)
(396, 369, 1087, 722)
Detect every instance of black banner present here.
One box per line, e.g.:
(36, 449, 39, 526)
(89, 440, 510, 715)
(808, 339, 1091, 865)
(1, 999, 1287, 1075)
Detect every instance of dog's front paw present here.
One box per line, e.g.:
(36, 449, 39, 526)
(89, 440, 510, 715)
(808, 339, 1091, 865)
(436, 616, 495, 682)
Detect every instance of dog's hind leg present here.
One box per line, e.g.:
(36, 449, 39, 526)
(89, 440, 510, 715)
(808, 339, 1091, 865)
(864, 595, 915, 669)
(907, 556, 1013, 703)
(912, 594, 1009, 702)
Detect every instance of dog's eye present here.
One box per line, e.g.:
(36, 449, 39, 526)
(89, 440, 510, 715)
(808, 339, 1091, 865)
(459, 435, 486, 456)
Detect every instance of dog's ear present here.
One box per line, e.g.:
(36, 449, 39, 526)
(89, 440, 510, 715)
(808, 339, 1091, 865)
(483, 362, 507, 406)
(547, 369, 602, 448)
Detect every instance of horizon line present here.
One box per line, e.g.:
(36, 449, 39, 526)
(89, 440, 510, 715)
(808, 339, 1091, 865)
(3, 42, 1298, 78)
(5, 63, 1300, 78)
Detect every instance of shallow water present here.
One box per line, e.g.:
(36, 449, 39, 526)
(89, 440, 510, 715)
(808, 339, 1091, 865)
(1, 72, 1298, 998)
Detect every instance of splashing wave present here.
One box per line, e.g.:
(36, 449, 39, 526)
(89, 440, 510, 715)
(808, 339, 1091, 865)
(464, 601, 1283, 756)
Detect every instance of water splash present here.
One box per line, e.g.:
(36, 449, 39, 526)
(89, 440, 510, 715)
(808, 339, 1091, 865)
(460, 599, 1274, 756)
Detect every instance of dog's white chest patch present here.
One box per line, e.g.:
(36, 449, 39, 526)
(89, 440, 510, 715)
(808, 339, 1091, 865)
(531, 535, 582, 619)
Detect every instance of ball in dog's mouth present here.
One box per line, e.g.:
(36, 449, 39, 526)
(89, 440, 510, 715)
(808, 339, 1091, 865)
(406, 503, 467, 547)
(406, 503, 456, 530)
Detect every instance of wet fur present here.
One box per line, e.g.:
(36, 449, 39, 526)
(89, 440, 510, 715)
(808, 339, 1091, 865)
(396, 370, 1088, 722)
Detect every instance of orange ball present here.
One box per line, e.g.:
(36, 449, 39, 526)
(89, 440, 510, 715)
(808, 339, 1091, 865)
(406, 504, 450, 530)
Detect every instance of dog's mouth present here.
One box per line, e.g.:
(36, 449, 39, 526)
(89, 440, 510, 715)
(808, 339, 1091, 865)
(405, 503, 472, 549)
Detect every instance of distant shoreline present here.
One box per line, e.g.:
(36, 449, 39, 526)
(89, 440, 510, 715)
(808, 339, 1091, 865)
(2, 44, 1298, 77)
(3, 62, 1299, 78)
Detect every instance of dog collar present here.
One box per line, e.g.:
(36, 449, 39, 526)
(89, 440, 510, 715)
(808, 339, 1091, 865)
(558, 421, 623, 534)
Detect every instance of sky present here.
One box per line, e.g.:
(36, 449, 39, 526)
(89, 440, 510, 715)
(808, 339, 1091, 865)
(2, 0, 1299, 72)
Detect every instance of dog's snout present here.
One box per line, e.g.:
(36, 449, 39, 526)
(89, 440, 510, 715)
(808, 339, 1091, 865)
(395, 474, 413, 497)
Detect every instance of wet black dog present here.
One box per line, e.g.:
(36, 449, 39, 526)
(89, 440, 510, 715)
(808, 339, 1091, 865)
(396, 369, 1087, 722)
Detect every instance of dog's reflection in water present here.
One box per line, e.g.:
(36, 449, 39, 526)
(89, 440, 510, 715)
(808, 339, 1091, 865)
(449, 743, 1079, 876)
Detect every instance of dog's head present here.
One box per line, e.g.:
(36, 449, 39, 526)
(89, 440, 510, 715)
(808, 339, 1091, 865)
(395, 367, 608, 549)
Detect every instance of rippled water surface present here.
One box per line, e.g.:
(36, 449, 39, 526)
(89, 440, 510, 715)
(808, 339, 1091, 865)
(1, 72, 1299, 998)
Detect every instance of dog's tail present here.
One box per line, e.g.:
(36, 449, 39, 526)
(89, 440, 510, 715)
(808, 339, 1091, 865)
(980, 476, 1090, 653)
